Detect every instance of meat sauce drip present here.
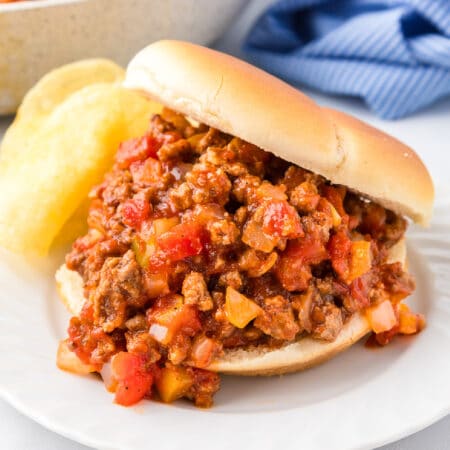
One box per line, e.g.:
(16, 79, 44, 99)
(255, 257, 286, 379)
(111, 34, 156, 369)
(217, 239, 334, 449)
(64, 108, 424, 407)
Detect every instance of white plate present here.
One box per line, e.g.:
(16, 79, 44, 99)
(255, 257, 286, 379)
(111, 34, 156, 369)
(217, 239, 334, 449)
(1, 187, 450, 450)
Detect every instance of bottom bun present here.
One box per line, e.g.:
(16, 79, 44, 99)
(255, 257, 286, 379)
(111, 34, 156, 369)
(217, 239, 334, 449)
(55, 239, 406, 376)
(208, 313, 369, 375)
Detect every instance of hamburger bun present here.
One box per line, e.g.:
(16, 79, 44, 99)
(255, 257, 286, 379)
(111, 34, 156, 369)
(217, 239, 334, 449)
(55, 240, 406, 376)
(124, 40, 434, 225)
(57, 40, 428, 379)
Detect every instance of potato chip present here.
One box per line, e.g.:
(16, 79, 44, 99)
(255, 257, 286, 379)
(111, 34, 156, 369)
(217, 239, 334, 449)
(0, 59, 125, 164)
(0, 83, 161, 255)
(51, 199, 90, 250)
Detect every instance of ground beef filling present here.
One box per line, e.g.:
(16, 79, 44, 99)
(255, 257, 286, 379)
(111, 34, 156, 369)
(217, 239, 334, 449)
(65, 108, 418, 407)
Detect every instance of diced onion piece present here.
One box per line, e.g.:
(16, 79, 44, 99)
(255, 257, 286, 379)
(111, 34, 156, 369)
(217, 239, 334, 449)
(190, 336, 220, 368)
(293, 290, 314, 333)
(191, 204, 225, 224)
(143, 271, 169, 298)
(328, 201, 342, 228)
(100, 362, 117, 392)
(241, 250, 278, 278)
(348, 240, 372, 282)
(131, 236, 155, 268)
(155, 367, 193, 403)
(56, 340, 97, 375)
(152, 217, 180, 237)
(187, 132, 206, 149)
(242, 220, 275, 253)
(225, 287, 262, 328)
(256, 182, 287, 201)
(366, 300, 398, 334)
(147, 295, 201, 345)
(149, 323, 170, 344)
(130, 157, 163, 185)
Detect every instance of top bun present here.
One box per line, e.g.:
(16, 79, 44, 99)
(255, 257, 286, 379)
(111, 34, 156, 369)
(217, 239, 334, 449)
(124, 40, 434, 225)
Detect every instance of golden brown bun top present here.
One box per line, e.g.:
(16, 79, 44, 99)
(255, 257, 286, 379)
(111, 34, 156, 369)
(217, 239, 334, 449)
(124, 40, 434, 225)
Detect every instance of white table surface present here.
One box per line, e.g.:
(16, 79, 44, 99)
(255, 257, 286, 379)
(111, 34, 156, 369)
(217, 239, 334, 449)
(1, 0, 450, 448)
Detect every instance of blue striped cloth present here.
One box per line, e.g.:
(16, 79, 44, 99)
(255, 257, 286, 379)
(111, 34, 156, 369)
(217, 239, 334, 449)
(244, 0, 450, 119)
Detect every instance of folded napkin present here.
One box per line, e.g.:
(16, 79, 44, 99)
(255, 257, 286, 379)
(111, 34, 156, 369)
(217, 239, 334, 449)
(244, 0, 450, 119)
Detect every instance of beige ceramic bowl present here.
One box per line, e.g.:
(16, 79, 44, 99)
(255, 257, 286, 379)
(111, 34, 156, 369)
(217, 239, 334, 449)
(0, 0, 246, 114)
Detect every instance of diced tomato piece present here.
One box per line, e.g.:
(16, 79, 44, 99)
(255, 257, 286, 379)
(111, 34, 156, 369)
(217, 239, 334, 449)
(130, 157, 162, 185)
(67, 318, 94, 365)
(349, 277, 370, 309)
(67, 317, 112, 368)
(157, 223, 206, 262)
(261, 200, 303, 239)
(111, 352, 153, 406)
(121, 197, 150, 229)
(365, 325, 400, 347)
(146, 254, 171, 273)
(275, 235, 328, 291)
(79, 301, 95, 322)
(112, 352, 144, 380)
(329, 237, 372, 285)
(133, 217, 182, 271)
(116, 135, 161, 169)
(147, 295, 201, 345)
(328, 229, 352, 282)
(322, 185, 347, 216)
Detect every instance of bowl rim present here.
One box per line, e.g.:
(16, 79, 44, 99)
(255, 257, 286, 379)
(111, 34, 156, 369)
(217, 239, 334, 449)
(0, 0, 86, 11)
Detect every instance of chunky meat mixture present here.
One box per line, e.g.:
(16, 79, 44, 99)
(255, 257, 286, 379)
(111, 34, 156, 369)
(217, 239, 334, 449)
(64, 108, 424, 407)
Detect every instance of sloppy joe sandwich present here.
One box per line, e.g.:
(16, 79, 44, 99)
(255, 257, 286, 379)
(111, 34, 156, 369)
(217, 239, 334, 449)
(56, 40, 434, 407)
